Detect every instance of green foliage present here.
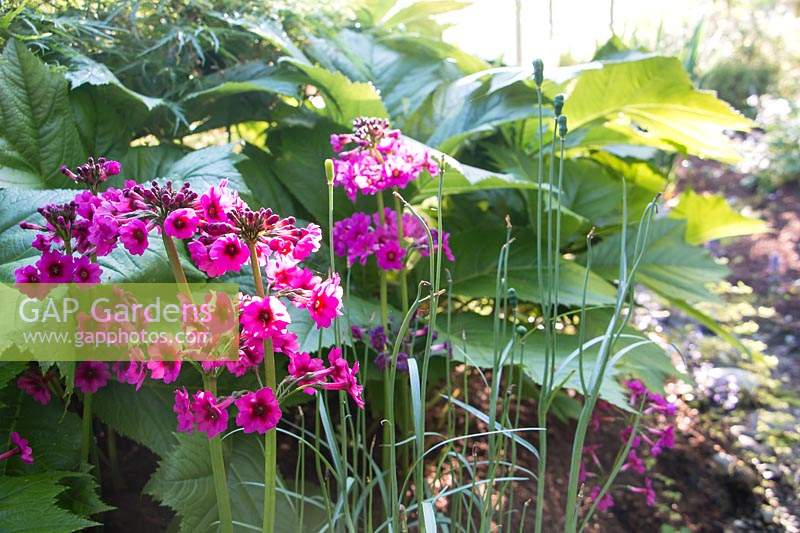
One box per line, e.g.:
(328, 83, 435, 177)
(92, 381, 184, 457)
(448, 228, 617, 306)
(588, 218, 729, 303)
(0, 4, 775, 530)
(563, 56, 752, 163)
(670, 188, 767, 244)
(0, 472, 100, 533)
(442, 313, 676, 411)
(0, 40, 85, 187)
(146, 433, 325, 532)
(0, 385, 82, 472)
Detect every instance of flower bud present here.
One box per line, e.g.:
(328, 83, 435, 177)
(516, 325, 527, 337)
(532, 59, 544, 87)
(324, 158, 335, 186)
(557, 115, 568, 139)
(507, 287, 518, 308)
(554, 94, 565, 117)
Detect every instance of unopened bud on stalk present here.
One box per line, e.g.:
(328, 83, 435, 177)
(557, 115, 568, 139)
(532, 59, 544, 87)
(516, 325, 527, 337)
(553, 94, 565, 117)
(508, 287, 518, 309)
(324, 159, 335, 186)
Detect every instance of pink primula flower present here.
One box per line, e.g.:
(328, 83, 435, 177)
(164, 208, 199, 239)
(119, 219, 150, 255)
(75, 361, 110, 393)
(234, 387, 282, 434)
(208, 234, 249, 274)
(17, 369, 50, 405)
(307, 274, 343, 329)
(192, 390, 232, 438)
(240, 296, 290, 339)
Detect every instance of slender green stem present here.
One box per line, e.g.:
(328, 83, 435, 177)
(80, 393, 92, 464)
(325, 164, 355, 530)
(107, 426, 123, 491)
(393, 191, 442, 532)
(262, 345, 277, 533)
(161, 232, 189, 288)
(376, 190, 393, 475)
(247, 243, 278, 533)
(387, 284, 430, 532)
(163, 230, 232, 533)
(563, 195, 659, 531)
(393, 192, 410, 315)
(204, 374, 234, 533)
(532, 81, 547, 533)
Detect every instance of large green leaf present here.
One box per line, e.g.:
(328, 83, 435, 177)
(183, 62, 302, 101)
(404, 70, 539, 152)
(238, 143, 297, 212)
(264, 121, 356, 224)
(588, 218, 729, 303)
(449, 228, 617, 305)
(442, 312, 674, 409)
(669, 188, 767, 244)
(381, 0, 469, 28)
(380, 34, 488, 75)
(66, 55, 169, 160)
(0, 473, 98, 533)
(115, 144, 188, 186)
(65, 55, 165, 114)
(283, 58, 389, 126)
(289, 294, 386, 352)
(0, 362, 24, 390)
(165, 145, 248, 196)
(410, 139, 536, 201)
(563, 56, 752, 163)
(70, 89, 135, 163)
(92, 381, 182, 457)
(0, 40, 85, 187)
(146, 433, 326, 532)
(304, 29, 464, 120)
(486, 145, 664, 227)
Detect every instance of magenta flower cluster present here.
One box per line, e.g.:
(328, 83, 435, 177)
(581, 379, 677, 512)
(13, 156, 361, 444)
(173, 347, 362, 437)
(14, 159, 123, 285)
(330, 117, 439, 202)
(333, 208, 454, 270)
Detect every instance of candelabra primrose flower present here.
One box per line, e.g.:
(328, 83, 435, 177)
(0, 432, 34, 464)
(330, 117, 439, 201)
(333, 208, 454, 269)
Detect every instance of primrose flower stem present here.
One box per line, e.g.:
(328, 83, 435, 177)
(80, 392, 92, 464)
(161, 232, 189, 288)
(393, 192, 409, 314)
(247, 243, 277, 533)
(204, 374, 235, 533)
(163, 231, 233, 533)
(376, 191, 392, 471)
